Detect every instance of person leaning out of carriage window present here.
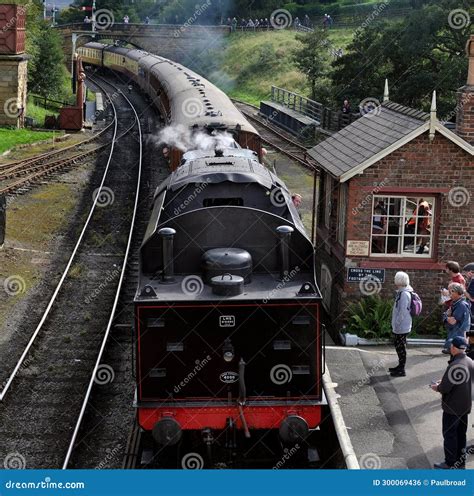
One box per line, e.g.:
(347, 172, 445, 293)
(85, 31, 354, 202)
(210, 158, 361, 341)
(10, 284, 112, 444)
(291, 194, 302, 218)
(389, 271, 413, 377)
(341, 99, 351, 114)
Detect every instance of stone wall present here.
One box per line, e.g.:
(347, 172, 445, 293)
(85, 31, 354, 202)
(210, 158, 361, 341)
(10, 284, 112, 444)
(0, 55, 27, 127)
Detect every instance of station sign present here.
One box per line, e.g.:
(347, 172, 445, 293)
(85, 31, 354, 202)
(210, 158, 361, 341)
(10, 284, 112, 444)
(346, 240, 370, 256)
(347, 268, 385, 283)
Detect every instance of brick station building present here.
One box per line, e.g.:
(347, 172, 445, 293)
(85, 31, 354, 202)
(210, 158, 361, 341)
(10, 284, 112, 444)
(308, 36, 474, 331)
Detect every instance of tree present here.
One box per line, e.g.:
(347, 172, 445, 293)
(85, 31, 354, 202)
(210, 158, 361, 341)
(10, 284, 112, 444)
(292, 29, 329, 101)
(330, 0, 471, 117)
(58, 0, 163, 24)
(28, 23, 68, 99)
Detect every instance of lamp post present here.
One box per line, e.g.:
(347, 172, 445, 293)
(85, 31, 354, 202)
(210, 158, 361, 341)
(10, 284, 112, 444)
(92, 0, 96, 32)
(71, 32, 95, 92)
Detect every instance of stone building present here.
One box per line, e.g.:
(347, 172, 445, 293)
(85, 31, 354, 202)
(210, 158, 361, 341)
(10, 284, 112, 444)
(308, 36, 474, 333)
(0, 3, 28, 128)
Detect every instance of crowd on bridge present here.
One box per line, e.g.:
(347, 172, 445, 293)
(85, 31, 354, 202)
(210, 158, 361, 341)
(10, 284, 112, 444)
(79, 12, 339, 31)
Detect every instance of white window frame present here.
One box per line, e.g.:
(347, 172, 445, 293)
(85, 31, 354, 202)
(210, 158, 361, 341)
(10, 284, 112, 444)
(370, 194, 435, 258)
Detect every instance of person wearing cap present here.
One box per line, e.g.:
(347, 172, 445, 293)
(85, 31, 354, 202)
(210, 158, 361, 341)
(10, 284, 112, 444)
(431, 336, 474, 469)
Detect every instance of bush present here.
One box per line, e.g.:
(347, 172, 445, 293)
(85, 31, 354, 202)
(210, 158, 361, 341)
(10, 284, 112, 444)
(345, 295, 393, 339)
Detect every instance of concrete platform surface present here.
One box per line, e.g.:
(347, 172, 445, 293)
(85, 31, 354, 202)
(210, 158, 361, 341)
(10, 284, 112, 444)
(327, 345, 473, 469)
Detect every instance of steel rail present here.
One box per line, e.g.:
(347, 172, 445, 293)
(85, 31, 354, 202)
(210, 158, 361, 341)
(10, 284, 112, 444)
(0, 113, 114, 172)
(0, 79, 123, 402)
(0, 99, 140, 195)
(62, 75, 142, 469)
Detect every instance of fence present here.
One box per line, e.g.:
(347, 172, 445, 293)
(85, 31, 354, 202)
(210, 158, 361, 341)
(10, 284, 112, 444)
(30, 94, 68, 112)
(270, 86, 359, 132)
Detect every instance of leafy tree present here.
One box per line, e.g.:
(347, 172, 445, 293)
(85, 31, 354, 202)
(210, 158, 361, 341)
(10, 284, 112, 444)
(292, 29, 329, 101)
(28, 23, 68, 99)
(58, 0, 163, 24)
(330, 0, 471, 116)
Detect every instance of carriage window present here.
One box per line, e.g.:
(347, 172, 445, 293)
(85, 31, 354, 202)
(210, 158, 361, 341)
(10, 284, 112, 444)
(203, 198, 243, 207)
(371, 195, 435, 257)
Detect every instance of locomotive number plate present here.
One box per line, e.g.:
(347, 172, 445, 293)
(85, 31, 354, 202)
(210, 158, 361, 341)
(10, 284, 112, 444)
(220, 371, 239, 383)
(219, 315, 235, 327)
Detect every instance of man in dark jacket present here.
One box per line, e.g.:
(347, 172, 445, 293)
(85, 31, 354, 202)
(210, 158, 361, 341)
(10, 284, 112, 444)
(431, 336, 473, 469)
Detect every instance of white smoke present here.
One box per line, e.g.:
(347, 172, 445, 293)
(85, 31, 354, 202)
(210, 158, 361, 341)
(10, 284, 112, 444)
(154, 125, 236, 152)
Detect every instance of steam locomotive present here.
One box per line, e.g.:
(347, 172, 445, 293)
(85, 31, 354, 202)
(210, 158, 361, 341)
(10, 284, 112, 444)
(78, 42, 325, 466)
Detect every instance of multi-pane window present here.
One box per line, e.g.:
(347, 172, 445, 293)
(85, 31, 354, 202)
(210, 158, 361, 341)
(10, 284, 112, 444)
(371, 196, 435, 257)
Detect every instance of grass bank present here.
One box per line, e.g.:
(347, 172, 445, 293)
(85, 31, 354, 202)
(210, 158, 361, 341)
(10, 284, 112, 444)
(0, 128, 55, 154)
(199, 28, 354, 106)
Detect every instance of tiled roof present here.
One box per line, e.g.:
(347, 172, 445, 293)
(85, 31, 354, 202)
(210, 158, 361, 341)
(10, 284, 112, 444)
(308, 101, 429, 180)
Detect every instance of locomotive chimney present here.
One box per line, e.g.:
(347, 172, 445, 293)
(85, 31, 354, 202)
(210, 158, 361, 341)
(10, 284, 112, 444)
(276, 225, 294, 280)
(455, 35, 474, 145)
(158, 227, 176, 283)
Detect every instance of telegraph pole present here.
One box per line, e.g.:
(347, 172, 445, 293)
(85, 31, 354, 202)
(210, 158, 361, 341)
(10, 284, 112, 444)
(92, 0, 96, 32)
(43, 0, 46, 20)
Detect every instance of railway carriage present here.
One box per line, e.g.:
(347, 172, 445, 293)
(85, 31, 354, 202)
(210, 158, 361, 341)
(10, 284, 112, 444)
(78, 42, 262, 168)
(78, 42, 325, 465)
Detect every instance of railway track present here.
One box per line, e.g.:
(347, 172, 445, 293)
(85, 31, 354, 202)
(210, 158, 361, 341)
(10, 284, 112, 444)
(0, 75, 143, 469)
(232, 99, 320, 172)
(0, 103, 114, 195)
(61, 73, 168, 470)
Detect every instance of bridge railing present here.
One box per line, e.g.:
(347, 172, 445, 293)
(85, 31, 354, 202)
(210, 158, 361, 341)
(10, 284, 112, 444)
(55, 22, 233, 31)
(270, 85, 359, 132)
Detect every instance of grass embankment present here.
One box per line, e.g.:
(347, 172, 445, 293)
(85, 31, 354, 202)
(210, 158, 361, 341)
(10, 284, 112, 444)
(208, 28, 354, 106)
(0, 128, 55, 154)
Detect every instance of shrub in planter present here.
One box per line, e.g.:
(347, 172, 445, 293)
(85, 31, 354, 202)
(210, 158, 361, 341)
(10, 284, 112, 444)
(345, 295, 393, 340)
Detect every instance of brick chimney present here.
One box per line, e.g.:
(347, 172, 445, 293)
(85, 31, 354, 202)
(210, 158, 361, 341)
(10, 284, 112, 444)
(0, 4, 28, 128)
(456, 35, 474, 145)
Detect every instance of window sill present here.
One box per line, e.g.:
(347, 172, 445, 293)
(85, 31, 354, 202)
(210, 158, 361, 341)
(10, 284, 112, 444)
(360, 259, 444, 270)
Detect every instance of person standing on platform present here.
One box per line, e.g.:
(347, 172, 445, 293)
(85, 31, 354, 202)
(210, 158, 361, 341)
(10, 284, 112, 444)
(442, 283, 471, 354)
(389, 271, 413, 377)
(431, 336, 473, 469)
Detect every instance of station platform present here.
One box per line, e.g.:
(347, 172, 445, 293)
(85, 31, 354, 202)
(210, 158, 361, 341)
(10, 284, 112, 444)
(326, 345, 474, 469)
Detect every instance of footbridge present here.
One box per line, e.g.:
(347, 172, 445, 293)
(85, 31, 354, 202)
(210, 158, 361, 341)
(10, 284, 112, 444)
(56, 23, 232, 69)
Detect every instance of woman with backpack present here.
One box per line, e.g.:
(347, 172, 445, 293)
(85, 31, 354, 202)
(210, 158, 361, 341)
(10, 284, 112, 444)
(389, 271, 417, 377)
